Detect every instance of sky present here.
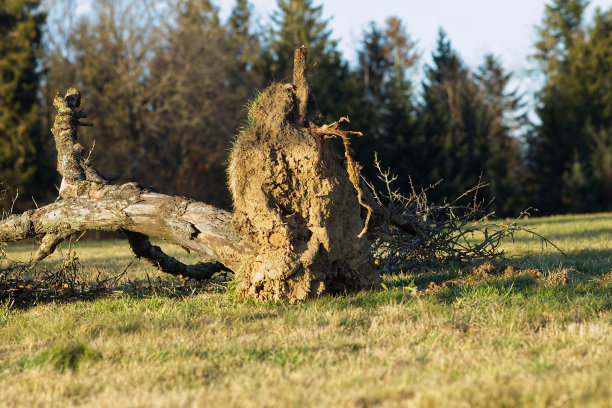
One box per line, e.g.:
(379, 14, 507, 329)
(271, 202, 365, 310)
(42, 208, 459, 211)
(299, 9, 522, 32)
(76, 0, 612, 116)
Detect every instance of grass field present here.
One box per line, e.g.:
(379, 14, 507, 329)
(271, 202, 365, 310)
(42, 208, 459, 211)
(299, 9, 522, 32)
(1, 213, 612, 407)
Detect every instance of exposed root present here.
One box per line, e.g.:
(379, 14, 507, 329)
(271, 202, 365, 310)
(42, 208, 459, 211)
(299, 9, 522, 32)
(229, 78, 379, 301)
(311, 117, 373, 238)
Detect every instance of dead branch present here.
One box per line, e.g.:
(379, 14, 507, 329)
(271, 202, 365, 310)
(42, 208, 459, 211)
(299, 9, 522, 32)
(0, 189, 252, 273)
(124, 231, 227, 280)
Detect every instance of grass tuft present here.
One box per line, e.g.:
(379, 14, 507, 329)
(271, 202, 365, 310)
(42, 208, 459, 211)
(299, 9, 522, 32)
(32, 342, 102, 372)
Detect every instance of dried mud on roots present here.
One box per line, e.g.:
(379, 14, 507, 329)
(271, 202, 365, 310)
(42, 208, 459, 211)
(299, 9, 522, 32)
(228, 83, 380, 302)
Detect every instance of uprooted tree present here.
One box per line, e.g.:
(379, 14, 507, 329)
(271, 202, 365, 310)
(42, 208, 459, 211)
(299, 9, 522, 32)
(1, 48, 539, 302)
(0, 48, 424, 302)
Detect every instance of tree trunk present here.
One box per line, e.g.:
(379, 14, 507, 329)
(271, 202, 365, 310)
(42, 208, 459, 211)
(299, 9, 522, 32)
(0, 189, 251, 278)
(2, 87, 251, 280)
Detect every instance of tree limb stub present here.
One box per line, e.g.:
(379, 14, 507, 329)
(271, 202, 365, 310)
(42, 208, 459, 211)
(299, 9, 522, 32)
(293, 46, 309, 125)
(52, 88, 107, 198)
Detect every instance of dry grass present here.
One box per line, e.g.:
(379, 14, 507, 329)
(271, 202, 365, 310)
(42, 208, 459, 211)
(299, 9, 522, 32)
(2, 213, 612, 407)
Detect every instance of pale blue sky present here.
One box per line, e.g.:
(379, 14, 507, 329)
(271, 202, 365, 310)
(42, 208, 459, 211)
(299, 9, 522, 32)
(213, 0, 610, 67)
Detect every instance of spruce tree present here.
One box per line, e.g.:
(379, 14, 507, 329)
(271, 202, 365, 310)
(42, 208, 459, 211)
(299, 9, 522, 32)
(228, 0, 260, 69)
(529, 2, 612, 212)
(0, 0, 46, 211)
(347, 18, 418, 192)
(261, 0, 347, 120)
(418, 29, 475, 202)
(417, 30, 525, 215)
(348, 22, 391, 152)
(534, 0, 588, 77)
(475, 54, 528, 215)
(529, 0, 587, 212)
(375, 17, 418, 189)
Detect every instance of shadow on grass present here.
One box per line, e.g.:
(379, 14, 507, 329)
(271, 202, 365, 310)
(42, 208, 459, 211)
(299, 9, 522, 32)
(509, 248, 612, 276)
(375, 246, 612, 310)
(2, 243, 611, 312)
(433, 275, 538, 304)
(432, 276, 612, 315)
(0, 274, 232, 311)
(516, 213, 612, 227)
(508, 228, 612, 244)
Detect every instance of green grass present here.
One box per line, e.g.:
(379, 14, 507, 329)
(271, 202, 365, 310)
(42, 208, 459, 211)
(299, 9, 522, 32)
(2, 213, 612, 407)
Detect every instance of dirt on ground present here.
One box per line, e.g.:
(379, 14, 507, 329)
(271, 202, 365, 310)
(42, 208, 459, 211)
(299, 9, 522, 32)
(462, 261, 580, 285)
(463, 262, 543, 279)
(228, 83, 380, 302)
(414, 262, 578, 296)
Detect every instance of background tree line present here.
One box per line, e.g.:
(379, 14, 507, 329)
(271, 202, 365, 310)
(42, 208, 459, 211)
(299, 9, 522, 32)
(1, 0, 611, 216)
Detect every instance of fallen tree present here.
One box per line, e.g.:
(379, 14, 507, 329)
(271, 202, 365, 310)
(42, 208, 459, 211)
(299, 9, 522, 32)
(1, 85, 254, 279)
(1, 48, 424, 301)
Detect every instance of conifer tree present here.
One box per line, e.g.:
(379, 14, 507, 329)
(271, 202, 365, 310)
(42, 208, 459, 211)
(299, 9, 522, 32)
(529, 1, 612, 212)
(534, 0, 588, 77)
(475, 55, 528, 215)
(261, 0, 347, 120)
(375, 17, 418, 186)
(529, 0, 587, 212)
(347, 18, 418, 191)
(0, 0, 47, 210)
(417, 30, 525, 215)
(418, 29, 476, 202)
(347, 22, 392, 151)
(228, 0, 260, 69)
